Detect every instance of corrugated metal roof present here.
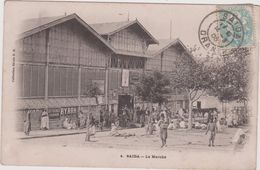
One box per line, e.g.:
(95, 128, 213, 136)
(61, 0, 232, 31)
(16, 97, 102, 109)
(116, 49, 153, 58)
(147, 38, 195, 63)
(147, 38, 188, 56)
(90, 20, 159, 44)
(20, 15, 65, 34)
(90, 20, 133, 35)
(147, 39, 176, 55)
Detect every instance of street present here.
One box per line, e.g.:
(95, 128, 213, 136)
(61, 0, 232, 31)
(20, 127, 242, 152)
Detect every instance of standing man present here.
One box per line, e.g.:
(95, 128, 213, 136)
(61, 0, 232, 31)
(136, 107, 141, 123)
(158, 113, 169, 148)
(24, 109, 31, 136)
(78, 111, 85, 129)
(140, 107, 145, 127)
(178, 107, 185, 120)
(99, 110, 104, 131)
(85, 112, 92, 141)
(40, 109, 49, 130)
(205, 117, 217, 147)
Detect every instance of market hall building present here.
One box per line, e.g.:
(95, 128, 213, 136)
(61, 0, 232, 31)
(16, 13, 192, 130)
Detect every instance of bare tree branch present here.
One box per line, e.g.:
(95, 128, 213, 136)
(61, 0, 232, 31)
(191, 89, 206, 103)
(191, 89, 198, 100)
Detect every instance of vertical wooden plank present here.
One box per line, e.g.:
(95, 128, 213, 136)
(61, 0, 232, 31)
(21, 65, 24, 97)
(59, 67, 62, 96)
(78, 38, 81, 100)
(30, 64, 32, 96)
(160, 52, 164, 72)
(37, 65, 40, 96)
(105, 53, 110, 109)
(45, 29, 50, 100)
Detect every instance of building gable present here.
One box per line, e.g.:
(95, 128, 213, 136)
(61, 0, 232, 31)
(109, 25, 149, 53)
(90, 20, 158, 45)
(18, 18, 111, 67)
(19, 13, 116, 54)
(146, 39, 193, 72)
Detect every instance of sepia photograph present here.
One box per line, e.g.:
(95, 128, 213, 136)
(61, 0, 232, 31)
(1, 1, 260, 169)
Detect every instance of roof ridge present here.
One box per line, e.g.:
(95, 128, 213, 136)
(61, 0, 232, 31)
(90, 20, 135, 25)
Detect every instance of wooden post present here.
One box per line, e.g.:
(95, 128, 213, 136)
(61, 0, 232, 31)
(105, 53, 110, 110)
(78, 67, 81, 108)
(78, 39, 81, 111)
(45, 29, 50, 102)
(160, 52, 164, 72)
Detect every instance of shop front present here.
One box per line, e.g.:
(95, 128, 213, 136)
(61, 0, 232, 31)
(16, 96, 110, 131)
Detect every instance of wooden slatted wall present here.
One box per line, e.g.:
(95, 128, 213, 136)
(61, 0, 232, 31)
(17, 64, 45, 97)
(110, 25, 147, 53)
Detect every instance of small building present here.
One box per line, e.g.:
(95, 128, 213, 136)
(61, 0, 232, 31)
(194, 94, 245, 116)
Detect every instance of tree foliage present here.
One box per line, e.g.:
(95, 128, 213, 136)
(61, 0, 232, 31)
(168, 48, 215, 129)
(135, 71, 171, 105)
(169, 51, 213, 105)
(210, 47, 250, 102)
(84, 82, 103, 98)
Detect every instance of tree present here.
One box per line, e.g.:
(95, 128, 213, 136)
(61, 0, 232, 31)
(169, 50, 214, 129)
(211, 47, 250, 104)
(135, 71, 171, 106)
(84, 82, 103, 104)
(170, 45, 250, 129)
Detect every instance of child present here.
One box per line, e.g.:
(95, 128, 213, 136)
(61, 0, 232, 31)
(205, 118, 217, 147)
(110, 123, 119, 136)
(85, 113, 95, 141)
(158, 114, 169, 148)
(168, 120, 176, 130)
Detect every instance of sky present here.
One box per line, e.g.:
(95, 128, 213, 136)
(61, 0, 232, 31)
(5, 1, 217, 48)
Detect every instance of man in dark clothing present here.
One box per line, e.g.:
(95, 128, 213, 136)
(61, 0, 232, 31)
(205, 118, 217, 147)
(140, 108, 145, 127)
(99, 110, 104, 131)
(136, 107, 141, 123)
(158, 113, 169, 148)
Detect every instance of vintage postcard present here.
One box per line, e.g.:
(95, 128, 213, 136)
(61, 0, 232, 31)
(1, 1, 260, 169)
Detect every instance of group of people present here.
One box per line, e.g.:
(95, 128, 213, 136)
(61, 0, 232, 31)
(226, 108, 248, 127)
(62, 109, 118, 132)
(23, 105, 246, 148)
(136, 106, 226, 148)
(137, 107, 171, 148)
(24, 109, 50, 136)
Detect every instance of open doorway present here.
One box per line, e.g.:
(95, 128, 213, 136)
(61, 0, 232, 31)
(118, 95, 134, 120)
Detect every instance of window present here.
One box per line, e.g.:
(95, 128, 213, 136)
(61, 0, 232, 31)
(19, 31, 47, 63)
(197, 101, 201, 109)
(48, 66, 78, 97)
(17, 64, 45, 97)
(81, 68, 105, 96)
